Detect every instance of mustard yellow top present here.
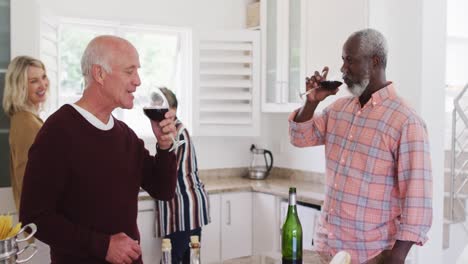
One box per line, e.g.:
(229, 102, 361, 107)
(9, 111, 43, 211)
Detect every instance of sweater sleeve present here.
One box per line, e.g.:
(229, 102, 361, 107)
(19, 121, 110, 260)
(9, 113, 42, 210)
(140, 137, 178, 201)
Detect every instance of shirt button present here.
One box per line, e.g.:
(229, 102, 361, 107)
(357, 111, 361, 115)
(372, 102, 377, 106)
(349, 134, 353, 139)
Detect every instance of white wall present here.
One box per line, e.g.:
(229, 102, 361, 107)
(9, 0, 41, 58)
(40, 0, 252, 30)
(368, 0, 424, 111)
(263, 112, 327, 172)
(417, 1, 446, 263)
(368, 1, 446, 263)
(11, 0, 256, 58)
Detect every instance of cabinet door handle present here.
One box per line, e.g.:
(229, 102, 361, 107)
(226, 200, 231, 225)
(311, 212, 319, 246)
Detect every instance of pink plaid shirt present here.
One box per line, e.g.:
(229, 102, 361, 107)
(289, 84, 432, 263)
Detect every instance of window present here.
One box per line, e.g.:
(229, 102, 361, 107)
(445, 0, 468, 149)
(57, 19, 192, 137)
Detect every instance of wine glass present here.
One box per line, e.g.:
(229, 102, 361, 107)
(142, 87, 185, 152)
(298, 70, 343, 100)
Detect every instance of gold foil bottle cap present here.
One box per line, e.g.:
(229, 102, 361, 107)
(190, 235, 200, 248)
(162, 238, 172, 251)
(190, 235, 199, 244)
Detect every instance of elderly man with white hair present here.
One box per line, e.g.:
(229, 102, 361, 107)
(20, 35, 178, 264)
(289, 28, 433, 264)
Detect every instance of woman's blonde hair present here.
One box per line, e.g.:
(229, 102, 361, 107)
(2, 56, 48, 117)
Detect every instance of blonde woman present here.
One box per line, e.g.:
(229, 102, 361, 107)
(2, 56, 49, 211)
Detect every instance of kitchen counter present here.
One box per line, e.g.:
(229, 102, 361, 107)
(139, 168, 326, 206)
(202, 175, 325, 206)
(223, 251, 331, 264)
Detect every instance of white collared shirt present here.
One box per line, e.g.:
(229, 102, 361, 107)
(69, 104, 114, 131)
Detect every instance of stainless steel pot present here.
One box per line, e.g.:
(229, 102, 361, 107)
(0, 223, 37, 264)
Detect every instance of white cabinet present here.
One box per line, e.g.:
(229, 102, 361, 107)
(201, 194, 221, 264)
(280, 200, 320, 251)
(202, 192, 253, 263)
(137, 199, 162, 264)
(297, 203, 320, 250)
(261, 0, 306, 112)
(221, 192, 253, 260)
(253, 192, 280, 254)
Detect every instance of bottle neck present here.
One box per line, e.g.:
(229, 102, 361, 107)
(190, 245, 201, 264)
(287, 192, 298, 217)
(190, 243, 200, 249)
(289, 192, 297, 206)
(162, 250, 171, 264)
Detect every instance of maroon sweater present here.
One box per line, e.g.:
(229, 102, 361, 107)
(19, 105, 177, 264)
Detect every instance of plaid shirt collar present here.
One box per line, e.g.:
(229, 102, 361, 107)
(352, 82, 396, 107)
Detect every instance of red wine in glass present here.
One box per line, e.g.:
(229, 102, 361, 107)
(143, 107, 168, 122)
(319, 80, 343, 90)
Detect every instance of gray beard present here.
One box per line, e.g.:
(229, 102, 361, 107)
(348, 78, 369, 97)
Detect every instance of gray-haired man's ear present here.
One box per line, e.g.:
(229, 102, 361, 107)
(92, 64, 105, 85)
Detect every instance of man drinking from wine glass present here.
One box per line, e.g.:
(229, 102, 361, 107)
(289, 28, 432, 264)
(20, 35, 178, 264)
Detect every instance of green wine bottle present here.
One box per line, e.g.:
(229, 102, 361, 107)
(282, 187, 303, 264)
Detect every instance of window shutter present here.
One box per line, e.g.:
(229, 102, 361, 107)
(193, 30, 260, 136)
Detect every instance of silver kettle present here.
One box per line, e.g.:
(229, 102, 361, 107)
(247, 144, 274, 180)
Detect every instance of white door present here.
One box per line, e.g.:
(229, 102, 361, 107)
(221, 192, 253, 260)
(296, 203, 319, 250)
(253, 192, 280, 254)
